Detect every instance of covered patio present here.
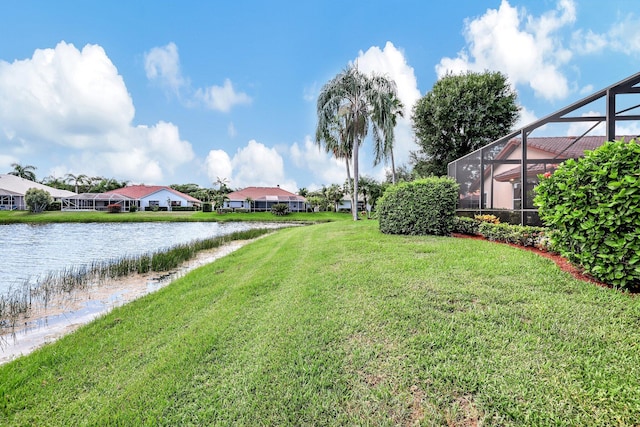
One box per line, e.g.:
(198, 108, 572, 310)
(61, 193, 138, 212)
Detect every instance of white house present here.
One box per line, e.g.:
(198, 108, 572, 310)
(0, 174, 76, 210)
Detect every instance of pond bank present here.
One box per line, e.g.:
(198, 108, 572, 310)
(0, 238, 259, 365)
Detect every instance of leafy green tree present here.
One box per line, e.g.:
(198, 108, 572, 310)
(356, 175, 383, 211)
(411, 71, 519, 176)
(170, 183, 203, 197)
(324, 184, 344, 212)
(316, 65, 400, 220)
(9, 163, 37, 181)
(25, 188, 53, 213)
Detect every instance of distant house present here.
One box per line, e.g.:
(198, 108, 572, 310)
(225, 186, 307, 212)
(0, 174, 76, 210)
(61, 185, 201, 212)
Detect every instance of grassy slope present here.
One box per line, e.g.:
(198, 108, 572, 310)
(1, 220, 639, 425)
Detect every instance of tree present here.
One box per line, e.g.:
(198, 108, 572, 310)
(385, 164, 414, 184)
(316, 65, 400, 220)
(65, 173, 88, 193)
(373, 92, 404, 184)
(25, 188, 52, 213)
(9, 163, 37, 181)
(411, 71, 519, 176)
(324, 184, 344, 212)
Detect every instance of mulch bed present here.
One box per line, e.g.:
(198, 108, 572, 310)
(451, 233, 610, 289)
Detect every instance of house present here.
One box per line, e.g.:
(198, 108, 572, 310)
(0, 174, 76, 210)
(61, 185, 201, 212)
(225, 186, 307, 212)
(448, 70, 640, 225)
(478, 135, 635, 212)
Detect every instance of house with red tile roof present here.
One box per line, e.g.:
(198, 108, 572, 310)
(104, 185, 201, 211)
(479, 135, 635, 211)
(225, 186, 307, 212)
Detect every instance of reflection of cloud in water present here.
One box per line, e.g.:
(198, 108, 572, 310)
(0, 240, 251, 365)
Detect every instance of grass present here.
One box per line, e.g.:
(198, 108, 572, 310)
(0, 210, 349, 224)
(1, 220, 639, 425)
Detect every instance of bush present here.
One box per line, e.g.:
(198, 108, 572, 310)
(129, 205, 138, 213)
(534, 139, 640, 289)
(202, 202, 212, 213)
(477, 222, 550, 249)
(452, 216, 481, 235)
(270, 203, 289, 216)
(107, 204, 122, 213)
(377, 177, 459, 235)
(24, 188, 52, 213)
(47, 201, 61, 211)
(474, 214, 500, 224)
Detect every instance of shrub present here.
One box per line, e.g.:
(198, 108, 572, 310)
(534, 139, 640, 289)
(24, 188, 52, 213)
(46, 201, 61, 211)
(452, 216, 481, 235)
(474, 214, 500, 224)
(377, 177, 459, 235)
(107, 204, 122, 213)
(202, 202, 212, 213)
(271, 203, 289, 216)
(129, 205, 138, 213)
(477, 222, 549, 249)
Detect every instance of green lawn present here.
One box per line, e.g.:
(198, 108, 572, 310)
(0, 210, 349, 224)
(1, 220, 639, 425)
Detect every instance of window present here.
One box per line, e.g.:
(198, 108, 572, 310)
(149, 200, 159, 207)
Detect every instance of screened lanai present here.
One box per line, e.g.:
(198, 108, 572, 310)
(448, 71, 640, 225)
(61, 193, 138, 212)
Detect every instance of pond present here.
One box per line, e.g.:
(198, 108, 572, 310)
(0, 222, 271, 295)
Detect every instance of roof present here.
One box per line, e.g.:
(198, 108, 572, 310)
(227, 186, 306, 202)
(0, 174, 76, 198)
(491, 135, 636, 182)
(496, 135, 636, 160)
(63, 192, 136, 201)
(104, 185, 200, 203)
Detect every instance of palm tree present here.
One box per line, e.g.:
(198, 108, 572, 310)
(65, 173, 88, 193)
(9, 163, 37, 181)
(316, 65, 398, 220)
(372, 93, 404, 184)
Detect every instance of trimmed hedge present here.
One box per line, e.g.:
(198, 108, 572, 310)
(378, 177, 459, 235)
(452, 216, 552, 251)
(534, 139, 640, 289)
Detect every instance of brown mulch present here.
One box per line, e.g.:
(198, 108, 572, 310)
(451, 233, 610, 289)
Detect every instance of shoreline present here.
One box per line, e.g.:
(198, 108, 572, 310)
(0, 238, 256, 365)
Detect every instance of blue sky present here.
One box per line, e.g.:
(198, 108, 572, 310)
(1, 0, 638, 193)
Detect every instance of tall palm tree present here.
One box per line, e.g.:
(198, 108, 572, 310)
(9, 163, 37, 181)
(65, 173, 88, 193)
(372, 92, 404, 184)
(316, 65, 397, 220)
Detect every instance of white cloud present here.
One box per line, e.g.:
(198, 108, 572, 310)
(144, 42, 185, 94)
(436, 0, 576, 101)
(195, 78, 252, 113)
(515, 105, 538, 129)
(566, 111, 605, 136)
(353, 42, 422, 168)
(205, 140, 297, 191)
(0, 41, 195, 183)
(290, 136, 347, 184)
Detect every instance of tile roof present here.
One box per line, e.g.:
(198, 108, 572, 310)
(227, 186, 306, 202)
(497, 135, 637, 160)
(104, 185, 200, 202)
